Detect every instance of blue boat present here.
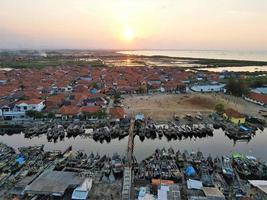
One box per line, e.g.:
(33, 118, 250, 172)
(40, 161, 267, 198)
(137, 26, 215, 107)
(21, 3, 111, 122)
(222, 156, 234, 181)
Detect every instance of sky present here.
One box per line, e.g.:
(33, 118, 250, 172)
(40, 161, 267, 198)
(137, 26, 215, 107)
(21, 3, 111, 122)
(0, 0, 267, 50)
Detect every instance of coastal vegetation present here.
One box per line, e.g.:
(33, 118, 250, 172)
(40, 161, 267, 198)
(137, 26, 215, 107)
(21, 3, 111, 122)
(148, 55, 267, 67)
(0, 58, 105, 69)
(224, 75, 267, 96)
(2, 50, 267, 69)
(225, 78, 248, 97)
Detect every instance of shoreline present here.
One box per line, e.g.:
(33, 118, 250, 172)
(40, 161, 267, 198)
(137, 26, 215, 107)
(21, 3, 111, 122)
(116, 50, 267, 63)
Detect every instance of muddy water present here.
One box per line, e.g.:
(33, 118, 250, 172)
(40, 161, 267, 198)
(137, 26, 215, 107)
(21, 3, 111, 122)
(0, 129, 266, 161)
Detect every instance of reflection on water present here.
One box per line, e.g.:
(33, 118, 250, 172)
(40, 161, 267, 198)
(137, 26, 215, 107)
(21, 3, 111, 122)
(199, 66, 267, 72)
(118, 50, 267, 62)
(0, 129, 266, 161)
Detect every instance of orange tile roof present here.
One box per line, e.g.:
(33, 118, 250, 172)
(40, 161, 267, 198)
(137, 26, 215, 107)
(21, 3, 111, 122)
(45, 94, 65, 106)
(16, 99, 44, 105)
(247, 92, 267, 104)
(110, 107, 125, 119)
(58, 105, 80, 115)
(80, 106, 100, 113)
(224, 108, 245, 118)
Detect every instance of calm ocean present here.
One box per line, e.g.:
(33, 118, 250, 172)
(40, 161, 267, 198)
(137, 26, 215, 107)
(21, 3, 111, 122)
(118, 50, 267, 62)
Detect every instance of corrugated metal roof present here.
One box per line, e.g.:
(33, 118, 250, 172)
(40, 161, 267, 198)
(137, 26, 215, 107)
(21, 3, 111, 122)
(249, 180, 267, 194)
(187, 179, 203, 190)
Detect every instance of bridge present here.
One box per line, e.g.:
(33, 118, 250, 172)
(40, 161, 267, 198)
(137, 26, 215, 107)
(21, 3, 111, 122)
(122, 119, 135, 200)
(127, 119, 135, 167)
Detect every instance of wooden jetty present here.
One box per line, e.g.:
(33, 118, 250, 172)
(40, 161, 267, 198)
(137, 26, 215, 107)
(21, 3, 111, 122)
(122, 119, 135, 200)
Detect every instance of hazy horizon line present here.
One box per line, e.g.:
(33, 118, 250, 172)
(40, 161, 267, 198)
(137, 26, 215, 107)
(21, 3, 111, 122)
(1, 48, 267, 52)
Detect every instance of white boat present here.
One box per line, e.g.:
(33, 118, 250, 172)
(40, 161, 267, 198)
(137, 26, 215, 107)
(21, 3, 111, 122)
(72, 178, 93, 200)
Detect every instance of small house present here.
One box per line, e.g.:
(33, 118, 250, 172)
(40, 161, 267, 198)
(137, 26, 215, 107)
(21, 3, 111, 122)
(223, 108, 245, 124)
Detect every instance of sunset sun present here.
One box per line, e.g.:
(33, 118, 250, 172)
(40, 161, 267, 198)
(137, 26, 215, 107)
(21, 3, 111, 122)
(123, 27, 135, 41)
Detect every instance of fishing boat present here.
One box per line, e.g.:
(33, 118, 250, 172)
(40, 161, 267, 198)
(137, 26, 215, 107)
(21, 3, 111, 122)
(103, 157, 111, 176)
(200, 163, 214, 187)
(111, 153, 123, 178)
(46, 127, 53, 140)
(221, 156, 234, 181)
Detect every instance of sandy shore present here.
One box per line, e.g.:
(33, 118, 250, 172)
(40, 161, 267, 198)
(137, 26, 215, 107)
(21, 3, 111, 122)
(122, 93, 266, 121)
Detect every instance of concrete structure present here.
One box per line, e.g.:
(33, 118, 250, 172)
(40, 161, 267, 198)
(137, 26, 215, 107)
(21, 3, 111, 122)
(190, 84, 225, 93)
(24, 171, 83, 196)
(202, 187, 225, 200)
(248, 180, 267, 199)
(122, 167, 132, 200)
(122, 119, 135, 200)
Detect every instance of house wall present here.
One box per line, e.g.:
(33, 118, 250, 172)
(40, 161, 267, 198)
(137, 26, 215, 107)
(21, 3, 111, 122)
(15, 102, 45, 112)
(230, 117, 245, 124)
(2, 111, 26, 120)
(223, 113, 245, 124)
(190, 84, 225, 93)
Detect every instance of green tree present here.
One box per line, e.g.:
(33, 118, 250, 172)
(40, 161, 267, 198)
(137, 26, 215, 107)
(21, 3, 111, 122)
(26, 110, 36, 118)
(215, 103, 224, 113)
(94, 110, 107, 119)
(26, 110, 44, 119)
(35, 112, 43, 119)
(90, 82, 97, 88)
(114, 93, 121, 100)
(47, 112, 55, 119)
(226, 78, 248, 97)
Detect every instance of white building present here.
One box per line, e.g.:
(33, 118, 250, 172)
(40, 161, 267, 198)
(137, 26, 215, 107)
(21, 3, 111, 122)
(1, 99, 45, 120)
(190, 84, 225, 93)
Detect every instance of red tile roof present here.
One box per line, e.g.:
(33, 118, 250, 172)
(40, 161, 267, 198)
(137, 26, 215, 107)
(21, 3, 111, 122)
(58, 106, 80, 115)
(247, 92, 267, 104)
(45, 94, 65, 106)
(224, 108, 245, 118)
(110, 107, 125, 119)
(16, 99, 44, 105)
(80, 106, 100, 113)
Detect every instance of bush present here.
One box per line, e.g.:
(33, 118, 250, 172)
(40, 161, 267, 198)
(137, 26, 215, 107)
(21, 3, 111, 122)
(26, 110, 44, 119)
(47, 112, 55, 118)
(215, 103, 224, 113)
